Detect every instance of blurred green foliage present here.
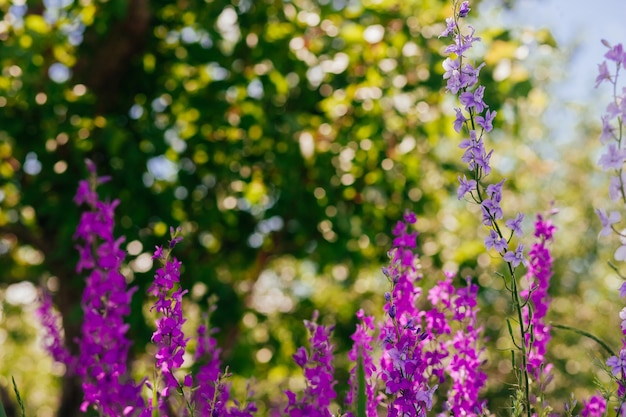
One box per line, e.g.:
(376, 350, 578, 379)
(0, 0, 619, 415)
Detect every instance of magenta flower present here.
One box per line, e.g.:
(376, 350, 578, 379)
(380, 212, 438, 417)
(521, 214, 556, 382)
(581, 395, 607, 417)
(36, 290, 75, 371)
(285, 312, 337, 417)
(429, 273, 488, 416)
(146, 227, 191, 412)
(345, 309, 378, 417)
(191, 311, 257, 417)
(73, 161, 142, 416)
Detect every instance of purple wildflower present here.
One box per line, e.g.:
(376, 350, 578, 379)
(457, 175, 477, 200)
(193, 320, 226, 415)
(609, 173, 626, 201)
(475, 109, 496, 132)
(443, 58, 460, 79)
(459, 85, 487, 113)
(36, 290, 75, 371)
(73, 161, 142, 416)
(458, 1, 470, 17)
(486, 179, 505, 203)
(521, 214, 556, 382)
(484, 229, 507, 253)
(146, 227, 191, 413)
(380, 212, 438, 417)
(596, 61, 612, 87)
(345, 309, 378, 417)
(454, 108, 467, 133)
(284, 312, 336, 417)
(440, 17, 456, 38)
(480, 199, 503, 225)
(596, 208, 621, 236)
(598, 143, 626, 171)
(581, 395, 607, 417)
(605, 42, 626, 65)
(503, 243, 526, 268)
(505, 212, 525, 237)
(191, 310, 257, 417)
(461, 62, 486, 90)
(607, 349, 626, 378)
(436, 274, 488, 415)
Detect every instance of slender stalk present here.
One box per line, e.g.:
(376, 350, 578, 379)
(550, 323, 616, 357)
(508, 265, 532, 417)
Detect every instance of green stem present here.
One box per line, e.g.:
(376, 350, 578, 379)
(508, 265, 532, 417)
(550, 323, 616, 357)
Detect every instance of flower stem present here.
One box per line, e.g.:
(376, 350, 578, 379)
(550, 323, 616, 357)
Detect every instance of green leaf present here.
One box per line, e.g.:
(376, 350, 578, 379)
(12, 377, 25, 417)
(357, 348, 366, 417)
(0, 395, 8, 417)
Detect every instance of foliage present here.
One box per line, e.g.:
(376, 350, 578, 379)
(0, 0, 618, 416)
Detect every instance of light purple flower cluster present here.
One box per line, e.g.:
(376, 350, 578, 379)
(442, 1, 526, 267)
(345, 309, 378, 417)
(521, 214, 556, 383)
(595, 41, 626, 262)
(285, 311, 337, 417)
(596, 41, 626, 415)
(73, 160, 143, 416)
(144, 227, 191, 414)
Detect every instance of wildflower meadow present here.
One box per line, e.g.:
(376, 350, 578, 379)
(1, 0, 626, 416)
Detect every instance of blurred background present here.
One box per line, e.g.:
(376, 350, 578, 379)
(0, 0, 625, 415)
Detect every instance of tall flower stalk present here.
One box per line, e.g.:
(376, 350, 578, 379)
(191, 304, 257, 417)
(379, 212, 437, 417)
(73, 160, 142, 416)
(442, 1, 532, 414)
(595, 40, 626, 416)
(522, 214, 556, 393)
(144, 226, 193, 416)
(36, 289, 75, 372)
(285, 311, 337, 417)
(430, 273, 488, 416)
(345, 309, 378, 417)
